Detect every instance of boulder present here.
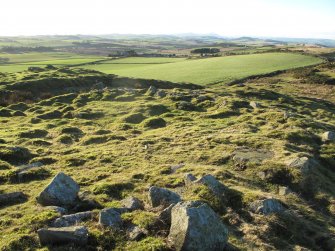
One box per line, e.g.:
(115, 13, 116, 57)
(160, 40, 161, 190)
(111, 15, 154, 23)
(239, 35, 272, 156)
(37, 226, 88, 246)
(99, 208, 122, 228)
(158, 203, 175, 226)
(196, 174, 227, 196)
(249, 198, 285, 215)
(121, 196, 144, 211)
(288, 157, 318, 175)
(0, 192, 27, 207)
(168, 201, 228, 251)
(322, 131, 335, 142)
(156, 89, 167, 98)
(37, 172, 79, 207)
(184, 173, 197, 185)
(52, 211, 93, 227)
(148, 186, 181, 208)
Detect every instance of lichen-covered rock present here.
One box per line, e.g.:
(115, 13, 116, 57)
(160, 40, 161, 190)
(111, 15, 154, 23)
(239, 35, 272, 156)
(37, 226, 88, 246)
(127, 225, 148, 241)
(37, 172, 79, 207)
(168, 201, 228, 251)
(52, 211, 93, 227)
(148, 186, 181, 208)
(249, 198, 285, 215)
(99, 208, 122, 228)
(121, 196, 144, 211)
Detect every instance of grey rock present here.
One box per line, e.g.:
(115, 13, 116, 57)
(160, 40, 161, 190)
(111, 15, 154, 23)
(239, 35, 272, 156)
(37, 172, 80, 207)
(146, 86, 157, 96)
(250, 101, 261, 109)
(121, 197, 144, 211)
(52, 211, 93, 227)
(288, 157, 319, 175)
(37, 226, 88, 246)
(168, 201, 228, 251)
(322, 131, 335, 142)
(45, 206, 67, 215)
(158, 203, 175, 225)
(196, 174, 226, 196)
(0, 192, 26, 206)
(99, 208, 122, 228)
(148, 186, 181, 208)
(249, 198, 285, 215)
(128, 225, 148, 241)
(184, 173, 197, 185)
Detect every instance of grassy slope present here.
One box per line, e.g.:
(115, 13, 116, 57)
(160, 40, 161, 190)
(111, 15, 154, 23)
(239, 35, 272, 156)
(0, 67, 334, 250)
(81, 53, 323, 85)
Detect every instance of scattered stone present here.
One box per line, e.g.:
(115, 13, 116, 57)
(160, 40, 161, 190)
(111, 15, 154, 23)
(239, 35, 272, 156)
(17, 162, 44, 181)
(121, 196, 144, 211)
(184, 173, 197, 185)
(278, 186, 292, 196)
(249, 101, 261, 109)
(233, 148, 273, 165)
(99, 208, 122, 228)
(148, 186, 181, 208)
(146, 85, 157, 96)
(37, 172, 80, 207)
(170, 163, 185, 173)
(156, 89, 167, 98)
(288, 157, 318, 174)
(158, 203, 175, 226)
(52, 211, 93, 227)
(196, 174, 227, 196)
(37, 226, 88, 246)
(45, 206, 68, 215)
(249, 198, 285, 215)
(0, 192, 27, 207)
(128, 225, 148, 241)
(168, 201, 228, 251)
(322, 131, 335, 142)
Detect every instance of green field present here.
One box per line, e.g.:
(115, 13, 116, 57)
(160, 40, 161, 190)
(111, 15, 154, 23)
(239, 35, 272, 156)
(80, 53, 323, 85)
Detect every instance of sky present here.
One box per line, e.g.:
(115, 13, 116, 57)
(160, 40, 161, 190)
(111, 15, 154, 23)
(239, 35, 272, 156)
(0, 0, 334, 39)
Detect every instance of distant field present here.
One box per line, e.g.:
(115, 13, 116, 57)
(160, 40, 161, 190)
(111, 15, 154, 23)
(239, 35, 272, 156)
(80, 53, 323, 85)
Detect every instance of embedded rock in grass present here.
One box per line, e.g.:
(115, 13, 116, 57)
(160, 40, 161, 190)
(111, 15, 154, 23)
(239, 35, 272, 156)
(158, 203, 176, 226)
(121, 196, 144, 211)
(156, 89, 167, 98)
(322, 131, 335, 142)
(249, 198, 285, 215)
(278, 186, 292, 196)
(37, 172, 80, 207)
(148, 186, 181, 208)
(128, 225, 148, 241)
(184, 173, 197, 185)
(99, 208, 123, 228)
(168, 201, 228, 251)
(37, 226, 88, 246)
(249, 101, 261, 109)
(52, 211, 93, 227)
(45, 206, 68, 215)
(288, 156, 319, 175)
(196, 174, 227, 196)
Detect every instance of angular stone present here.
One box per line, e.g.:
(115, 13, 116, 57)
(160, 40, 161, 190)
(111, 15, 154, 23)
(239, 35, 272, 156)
(148, 186, 181, 208)
(288, 157, 318, 175)
(158, 203, 175, 226)
(99, 208, 122, 228)
(249, 198, 285, 215)
(37, 226, 88, 246)
(128, 225, 148, 241)
(37, 172, 79, 207)
(121, 196, 144, 211)
(52, 211, 93, 227)
(168, 201, 228, 251)
(322, 131, 335, 142)
(44, 206, 67, 215)
(196, 174, 227, 196)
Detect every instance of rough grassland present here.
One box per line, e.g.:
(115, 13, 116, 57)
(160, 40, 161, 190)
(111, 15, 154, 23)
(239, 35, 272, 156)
(81, 53, 323, 85)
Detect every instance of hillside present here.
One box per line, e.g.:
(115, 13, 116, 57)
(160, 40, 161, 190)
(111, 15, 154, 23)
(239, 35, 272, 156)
(0, 61, 334, 250)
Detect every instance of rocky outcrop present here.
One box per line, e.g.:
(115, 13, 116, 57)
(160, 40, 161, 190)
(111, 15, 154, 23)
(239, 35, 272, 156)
(37, 172, 79, 207)
(148, 186, 181, 208)
(37, 226, 88, 246)
(249, 198, 285, 215)
(168, 201, 228, 251)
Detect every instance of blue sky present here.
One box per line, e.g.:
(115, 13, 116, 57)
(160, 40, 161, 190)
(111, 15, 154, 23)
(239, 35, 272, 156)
(0, 0, 334, 38)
